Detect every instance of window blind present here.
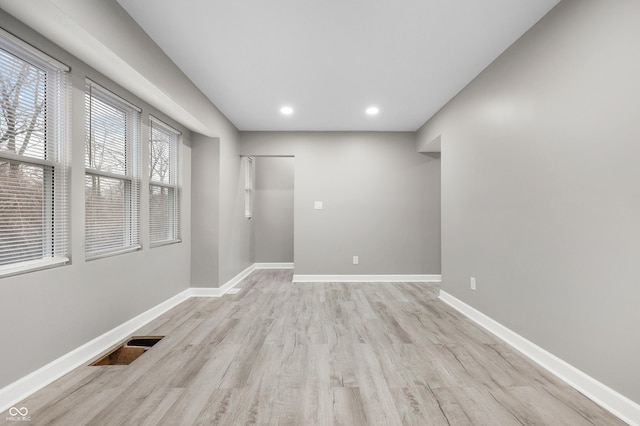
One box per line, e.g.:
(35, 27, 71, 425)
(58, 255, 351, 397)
(85, 81, 140, 258)
(149, 117, 180, 245)
(0, 32, 68, 272)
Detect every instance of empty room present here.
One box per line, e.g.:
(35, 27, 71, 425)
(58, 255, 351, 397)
(0, 0, 639, 424)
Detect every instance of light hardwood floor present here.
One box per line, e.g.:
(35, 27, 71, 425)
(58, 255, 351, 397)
(3, 269, 626, 425)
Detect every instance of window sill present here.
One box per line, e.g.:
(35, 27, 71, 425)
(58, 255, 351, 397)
(150, 239, 182, 249)
(86, 245, 142, 261)
(0, 257, 69, 279)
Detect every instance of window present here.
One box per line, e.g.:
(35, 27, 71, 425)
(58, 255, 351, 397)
(243, 156, 253, 218)
(0, 29, 69, 275)
(149, 117, 180, 246)
(85, 80, 140, 259)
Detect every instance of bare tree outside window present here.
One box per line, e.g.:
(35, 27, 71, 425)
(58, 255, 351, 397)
(150, 126, 170, 183)
(0, 48, 48, 265)
(149, 118, 179, 245)
(84, 82, 140, 258)
(0, 51, 46, 159)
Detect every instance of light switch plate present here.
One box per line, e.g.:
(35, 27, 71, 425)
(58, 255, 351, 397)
(314, 201, 323, 210)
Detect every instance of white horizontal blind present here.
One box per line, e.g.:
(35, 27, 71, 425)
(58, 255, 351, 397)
(0, 32, 68, 270)
(85, 82, 140, 258)
(149, 117, 180, 245)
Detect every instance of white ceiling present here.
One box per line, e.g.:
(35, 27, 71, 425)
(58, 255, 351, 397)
(116, 0, 560, 132)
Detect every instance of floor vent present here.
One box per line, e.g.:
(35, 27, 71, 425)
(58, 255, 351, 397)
(90, 336, 164, 366)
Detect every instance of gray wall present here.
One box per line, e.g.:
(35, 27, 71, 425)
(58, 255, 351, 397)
(417, 0, 640, 403)
(218, 129, 253, 284)
(0, 0, 225, 137)
(0, 11, 192, 388)
(190, 121, 253, 288)
(253, 157, 295, 263)
(241, 132, 441, 275)
(191, 135, 220, 287)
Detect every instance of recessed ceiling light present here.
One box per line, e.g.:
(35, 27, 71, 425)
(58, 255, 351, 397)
(366, 106, 379, 115)
(280, 106, 294, 115)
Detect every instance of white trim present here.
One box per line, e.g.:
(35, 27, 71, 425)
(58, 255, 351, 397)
(0, 257, 68, 279)
(149, 115, 182, 136)
(439, 291, 640, 426)
(218, 263, 255, 295)
(85, 167, 136, 182)
(0, 27, 70, 71)
(254, 262, 294, 269)
(149, 239, 182, 249)
(0, 265, 441, 414)
(0, 263, 264, 412)
(0, 150, 60, 168)
(0, 289, 192, 414)
(189, 263, 256, 297)
(188, 287, 224, 297)
(86, 78, 142, 112)
(292, 274, 441, 283)
(85, 245, 142, 262)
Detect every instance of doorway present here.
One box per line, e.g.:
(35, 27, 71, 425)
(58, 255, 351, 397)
(251, 156, 294, 264)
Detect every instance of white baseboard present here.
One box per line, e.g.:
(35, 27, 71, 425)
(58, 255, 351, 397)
(188, 287, 224, 297)
(254, 262, 294, 269)
(190, 263, 256, 297)
(439, 291, 640, 426)
(0, 263, 261, 413)
(190, 262, 295, 296)
(0, 289, 192, 414)
(0, 265, 439, 415)
(218, 263, 256, 294)
(292, 274, 441, 283)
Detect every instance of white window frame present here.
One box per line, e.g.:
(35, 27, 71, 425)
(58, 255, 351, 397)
(0, 29, 69, 278)
(243, 156, 254, 218)
(84, 80, 141, 260)
(149, 116, 181, 247)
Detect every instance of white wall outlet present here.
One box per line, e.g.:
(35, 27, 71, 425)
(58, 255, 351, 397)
(470, 277, 476, 291)
(314, 201, 323, 210)
(353, 256, 359, 265)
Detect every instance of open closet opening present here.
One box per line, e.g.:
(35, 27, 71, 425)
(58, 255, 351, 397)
(245, 155, 295, 265)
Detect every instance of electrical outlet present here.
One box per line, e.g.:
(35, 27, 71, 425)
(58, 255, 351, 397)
(353, 256, 359, 265)
(470, 277, 476, 291)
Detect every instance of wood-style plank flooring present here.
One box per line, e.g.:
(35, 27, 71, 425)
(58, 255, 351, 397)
(3, 269, 626, 425)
